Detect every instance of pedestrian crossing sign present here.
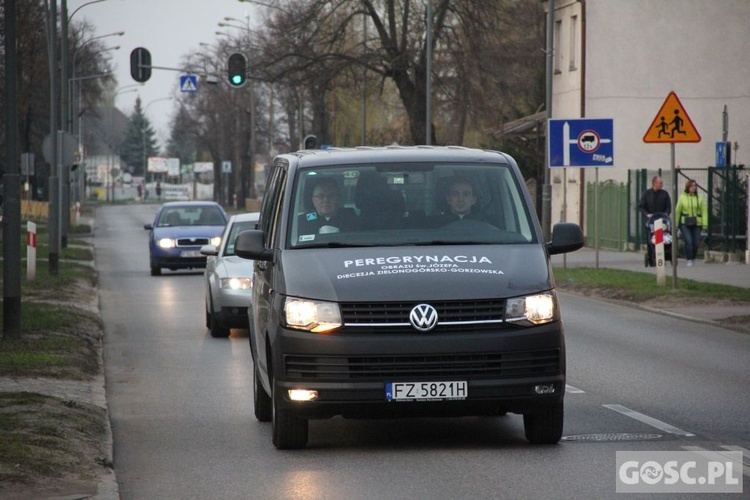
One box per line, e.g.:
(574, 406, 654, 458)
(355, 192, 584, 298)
(643, 91, 700, 143)
(180, 74, 198, 93)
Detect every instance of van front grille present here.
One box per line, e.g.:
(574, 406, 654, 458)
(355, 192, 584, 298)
(340, 299, 504, 325)
(284, 349, 560, 380)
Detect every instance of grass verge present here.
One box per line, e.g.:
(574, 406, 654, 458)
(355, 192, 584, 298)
(553, 267, 750, 303)
(0, 214, 110, 494)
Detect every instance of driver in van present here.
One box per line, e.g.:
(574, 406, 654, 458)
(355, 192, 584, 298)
(297, 177, 357, 235)
(430, 177, 488, 226)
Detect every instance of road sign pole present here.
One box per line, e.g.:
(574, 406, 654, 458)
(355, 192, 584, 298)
(671, 143, 678, 290)
(643, 91, 702, 289)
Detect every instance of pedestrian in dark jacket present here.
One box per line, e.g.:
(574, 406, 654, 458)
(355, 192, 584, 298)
(638, 175, 671, 219)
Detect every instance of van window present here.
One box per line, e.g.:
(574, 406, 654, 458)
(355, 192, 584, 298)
(261, 161, 287, 248)
(287, 162, 535, 248)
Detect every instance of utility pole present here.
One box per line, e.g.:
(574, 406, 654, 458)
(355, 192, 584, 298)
(425, 0, 432, 145)
(61, 0, 70, 247)
(542, 0, 555, 241)
(3, 0, 22, 337)
(48, 0, 60, 275)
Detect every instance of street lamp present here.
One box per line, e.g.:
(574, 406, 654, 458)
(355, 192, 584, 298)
(68, 0, 112, 22)
(237, 0, 284, 11)
(70, 39, 122, 132)
(218, 22, 249, 32)
(67, 31, 124, 131)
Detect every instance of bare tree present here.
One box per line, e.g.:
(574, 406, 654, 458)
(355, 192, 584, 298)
(248, 0, 544, 146)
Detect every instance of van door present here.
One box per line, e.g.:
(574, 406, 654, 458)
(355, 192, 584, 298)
(250, 162, 287, 380)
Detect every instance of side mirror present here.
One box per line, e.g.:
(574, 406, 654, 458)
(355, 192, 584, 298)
(144, 223, 153, 230)
(234, 230, 273, 261)
(200, 244, 218, 256)
(547, 223, 584, 255)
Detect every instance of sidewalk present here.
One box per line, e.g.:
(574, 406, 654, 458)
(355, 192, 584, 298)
(552, 246, 750, 323)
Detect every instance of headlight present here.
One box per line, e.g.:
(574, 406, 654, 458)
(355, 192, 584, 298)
(220, 277, 252, 290)
(158, 238, 176, 249)
(210, 236, 222, 247)
(284, 297, 342, 333)
(505, 292, 558, 325)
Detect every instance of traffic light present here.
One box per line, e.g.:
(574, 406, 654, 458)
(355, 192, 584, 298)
(130, 47, 152, 83)
(227, 53, 247, 88)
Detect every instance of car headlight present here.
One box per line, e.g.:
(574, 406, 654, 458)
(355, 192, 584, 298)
(158, 238, 176, 249)
(220, 277, 252, 290)
(210, 236, 222, 247)
(284, 297, 342, 333)
(505, 292, 558, 325)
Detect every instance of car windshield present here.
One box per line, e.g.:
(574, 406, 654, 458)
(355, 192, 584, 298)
(223, 220, 258, 256)
(288, 162, 536, 249)
(157, 206, 225, 227)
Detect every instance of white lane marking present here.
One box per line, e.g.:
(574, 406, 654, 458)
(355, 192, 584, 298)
(682, 446, 750, 478)
(566, 384, 585, 393)
(603, 404, 695, 437)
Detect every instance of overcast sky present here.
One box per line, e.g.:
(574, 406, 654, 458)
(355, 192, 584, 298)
(74, 0, 259, 146)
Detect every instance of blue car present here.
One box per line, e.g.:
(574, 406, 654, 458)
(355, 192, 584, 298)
(144, 201, 228, 276)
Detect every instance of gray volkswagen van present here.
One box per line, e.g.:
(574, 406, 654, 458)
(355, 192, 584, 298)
(235, 146, 583, 449)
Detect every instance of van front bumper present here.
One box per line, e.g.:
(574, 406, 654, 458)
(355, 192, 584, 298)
(270, 322, 566, 419)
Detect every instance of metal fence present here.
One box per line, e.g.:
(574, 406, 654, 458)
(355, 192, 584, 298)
(585, 167, 747, 255)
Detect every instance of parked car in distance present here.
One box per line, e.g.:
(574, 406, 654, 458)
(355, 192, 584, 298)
(201, 212, 260, 338)
(144, 201, 228, 276)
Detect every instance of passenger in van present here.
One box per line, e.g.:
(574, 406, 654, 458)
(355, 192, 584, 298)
(297, 177, 357, 235)
(430, 177, 489, 227)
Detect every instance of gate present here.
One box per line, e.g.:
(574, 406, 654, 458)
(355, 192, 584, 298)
(586, 180, 628, 250)
(691, 167, 747, 253)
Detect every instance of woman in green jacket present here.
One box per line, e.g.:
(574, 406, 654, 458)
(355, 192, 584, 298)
(675, 178, 708, 266)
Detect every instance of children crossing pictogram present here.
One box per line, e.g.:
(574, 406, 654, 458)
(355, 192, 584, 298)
(643, 92, 701, 143)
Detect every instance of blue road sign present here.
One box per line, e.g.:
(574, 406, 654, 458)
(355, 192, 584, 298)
(180, 74, 198, 93)
(715, 141, 729, 167)
(548, 118, 614, 167)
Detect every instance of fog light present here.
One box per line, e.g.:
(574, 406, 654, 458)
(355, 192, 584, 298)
(288, 389, 318, 402)
(534, 384, 556, 395)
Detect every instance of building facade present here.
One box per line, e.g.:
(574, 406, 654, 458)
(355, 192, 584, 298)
(549, 0, 750, 231)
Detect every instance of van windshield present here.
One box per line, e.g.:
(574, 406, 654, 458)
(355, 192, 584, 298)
(288, 162, 536, 248)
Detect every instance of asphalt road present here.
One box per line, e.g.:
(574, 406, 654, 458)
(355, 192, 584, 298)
(96, 204, 750, 499)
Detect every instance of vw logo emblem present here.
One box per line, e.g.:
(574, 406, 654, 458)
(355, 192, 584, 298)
(409, 304, 438, 332)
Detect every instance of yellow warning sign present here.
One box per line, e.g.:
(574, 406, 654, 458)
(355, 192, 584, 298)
(643, 92, 701, 143)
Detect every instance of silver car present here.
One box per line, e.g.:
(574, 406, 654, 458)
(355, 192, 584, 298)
(201, 212, 259, 338)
